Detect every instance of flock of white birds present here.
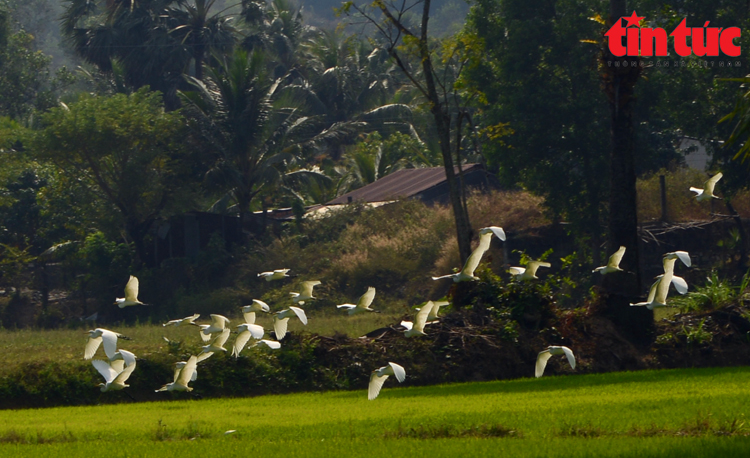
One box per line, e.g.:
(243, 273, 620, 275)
(83, 173, 720, 399)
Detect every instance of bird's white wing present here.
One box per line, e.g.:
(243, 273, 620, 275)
(561, 346, 576, 370)
(388, 362, 406, 383)
(357, 287, 376, 309)
(253, 299, 270, 312)
(172, 364, 184, 383)
(337, 303, 356, 309)
(176, 356, 197, 386)
(246, 323, 264, 339)
(535, 350, 552, 378)
(100, 330, 119, 360)
(509, 267, 525, 276)
(400, 320, 414, 331)
(233, 330, 252, 357)
(527, 261, 551, 276)
(110, 359, 125, 373)
(196, 351, 214, 363)
(645, 278, 660, 303)
(274, 317, 290, 339)
(92, 360, 117, 383)
(431, 274, 454, 281)
(85, 336, 102, 360)
(653, 276, 671, 305)
(210, 314, 229, 329)
(671, 276, 688, 295)
(368, 373, 389, 400)
(608, 246, 626, 268)
(289, 306, 308, 325)
(113, 360, 136, 384)
(213, 328, 231, 348)
(689, 186, 703, 196)
(482, 226, 507, 241)
(413, 302, 434, 332)
(258, 340, 281, 349)
(199, 326, 211, 342)
(124, 275, 139, 302)
(462, 238, 491, 277)
(673, 251, 691, 268)
(116, 349, 136, 367)
(301, 281, 321, 297)
(243, 311, 256, 324)
(704, 172, 723, 194)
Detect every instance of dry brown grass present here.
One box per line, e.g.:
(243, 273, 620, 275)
(432, 190, 550, 278)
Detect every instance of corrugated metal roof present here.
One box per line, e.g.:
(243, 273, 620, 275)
(325, 164, 482, 205)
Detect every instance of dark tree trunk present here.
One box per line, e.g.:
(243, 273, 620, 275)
(600, 1, 652, 341)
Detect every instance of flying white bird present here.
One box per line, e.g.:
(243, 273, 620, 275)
(431, 231, 493, 282)
(241, 300, 270, 324)
(535, 346, 576, 378)
(258, 269, 291, 281)
(197, 328, 231, 362)
(690, 172, 723, 202)
(630, 277, 671, 310)
(84, 328, 121, 360)
(479, 226, 507, 242)
(593, 246, 626, 275)
(661, 250, 691, 294)
(368, 362, 406, 400)
(401, 302, 435, 338)
(337, 287, 377, 315)
(232, 322, 266, 357)
(92, 358, 137, 392)
(109, 349, 136, 369)
(510, 260, 551, 281)
(173, 360, 198, 382)
(162, 313, 200, 327)
(290, 280, 322, 305)
(273, 306, 308, 340)
(254, 339, 281, 350)
(115, 275, 145, 308)
(424, 300, 449, 322)
(156, 355, 198, 392)
(199, 314, 230, 343)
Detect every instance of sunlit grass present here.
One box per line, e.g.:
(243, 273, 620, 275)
(0, 367, 748, 457)
(0, 310, 401, 375)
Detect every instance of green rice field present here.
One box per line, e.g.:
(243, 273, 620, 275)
(1, 366, 749, 457)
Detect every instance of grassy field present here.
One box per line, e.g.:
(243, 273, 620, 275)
(0, 311, 401, 375)
(0, 367, 748, 457)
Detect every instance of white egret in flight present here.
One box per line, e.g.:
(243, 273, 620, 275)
(197, 328, 231, 362)
(535, 346, 576, 378)
(510, 260, 551, 281)
(401, 302, 435, 338)
(163, 313, 200, 327)
(273, 306, 308, 340)
(431, 231, 494, 282)
(156, 355, 198, 392)
(593, 246, 626, 275)
(290, 280, 322, 305)
(115, 275, 145, 307)
(690, 172, 723, 202)
(199, 314, 230, 342)
(368, 362, 406, 400)
(241, 300, 270, 324)
(92, 358, 137, 392)
(258, 269, 291, 281)
(84, 328, 121, 360)
(337, 287, 377, 315)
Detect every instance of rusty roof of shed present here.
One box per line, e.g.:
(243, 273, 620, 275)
(325, 164, 483, 205)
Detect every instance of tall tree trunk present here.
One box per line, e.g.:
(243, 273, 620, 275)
(601, 0, 651, 342)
